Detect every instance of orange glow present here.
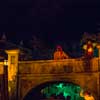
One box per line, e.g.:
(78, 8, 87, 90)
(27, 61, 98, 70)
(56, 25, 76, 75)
(8, 64, 17, 81)
(5, 49, 20, 54)
(54, 51, 69, 60)
(54, 45, 69, 60)
(0, 64, 3, 74)
(88, 47, 93, 53)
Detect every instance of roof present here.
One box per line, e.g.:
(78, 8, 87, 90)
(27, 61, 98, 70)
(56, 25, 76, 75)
(0, 39, 32, 60)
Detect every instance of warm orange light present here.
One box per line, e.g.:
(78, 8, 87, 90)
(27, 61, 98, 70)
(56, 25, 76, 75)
(5, 49, 20, 54)
(88, 47, 93, 52)
(8, 64, 17, 81)
(4, 60, 8, 66)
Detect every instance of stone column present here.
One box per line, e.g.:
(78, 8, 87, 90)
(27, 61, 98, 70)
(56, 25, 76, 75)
(96, 44, 100, 70)
(5, 49, 19, 100)
(96, 44, 100, 99)
(97, 45, 100, 58)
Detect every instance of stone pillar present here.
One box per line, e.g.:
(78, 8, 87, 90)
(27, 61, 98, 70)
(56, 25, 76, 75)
(96, 44, 100, 71)
(97, 45, 100, 58)
(96, 44, 100, 99)
(5, 49, 19, 100)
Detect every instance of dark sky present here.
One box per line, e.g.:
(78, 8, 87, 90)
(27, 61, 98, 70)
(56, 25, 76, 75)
(0, 0, 100, 45)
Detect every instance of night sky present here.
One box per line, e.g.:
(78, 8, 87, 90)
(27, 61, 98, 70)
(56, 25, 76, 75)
(0, 0, 100, 45)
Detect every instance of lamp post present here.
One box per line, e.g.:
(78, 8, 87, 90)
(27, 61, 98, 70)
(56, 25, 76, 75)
(3, 59, 9, 100)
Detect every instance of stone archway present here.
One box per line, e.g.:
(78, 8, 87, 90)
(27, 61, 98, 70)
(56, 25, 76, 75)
(23, 81, 85, 100)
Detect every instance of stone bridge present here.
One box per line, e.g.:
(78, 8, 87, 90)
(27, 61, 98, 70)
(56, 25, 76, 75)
(17, 58, 100, 100)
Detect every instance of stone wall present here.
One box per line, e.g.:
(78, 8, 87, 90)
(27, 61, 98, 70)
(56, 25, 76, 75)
(18, 58, 99, 74)
(18, 73, 98, 100)
(17, 58, 100, 100)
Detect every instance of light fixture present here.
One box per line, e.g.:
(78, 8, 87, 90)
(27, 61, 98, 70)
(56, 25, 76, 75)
(4, 59, 8, 66)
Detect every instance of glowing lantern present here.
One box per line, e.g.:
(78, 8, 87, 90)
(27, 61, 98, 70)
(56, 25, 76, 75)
(82, 40, 94, 57)
(93, 42, 97, 47)
(87, 47, 93, 56)
(88, 47, 93, 53)
(83, 45, 87, 50)
(4, 60, 8, 66)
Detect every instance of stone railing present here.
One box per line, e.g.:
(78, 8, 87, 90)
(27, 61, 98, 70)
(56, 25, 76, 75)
(18, 58, 99, 74)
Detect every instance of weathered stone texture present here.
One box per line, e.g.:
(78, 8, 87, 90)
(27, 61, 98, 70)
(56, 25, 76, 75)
(17, 58, 100, 100)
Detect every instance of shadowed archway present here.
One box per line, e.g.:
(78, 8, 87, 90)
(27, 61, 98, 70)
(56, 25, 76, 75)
(23, 81, 85, 100)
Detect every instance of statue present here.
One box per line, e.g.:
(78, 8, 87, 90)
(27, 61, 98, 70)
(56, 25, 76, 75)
(53, 45, 69, 60)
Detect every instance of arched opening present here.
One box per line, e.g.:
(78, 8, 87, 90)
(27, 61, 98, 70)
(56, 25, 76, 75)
(23, 81, 84, 100)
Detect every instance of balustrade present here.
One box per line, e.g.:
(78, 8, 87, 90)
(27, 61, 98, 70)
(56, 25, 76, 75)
(18, 58, 99, 74)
